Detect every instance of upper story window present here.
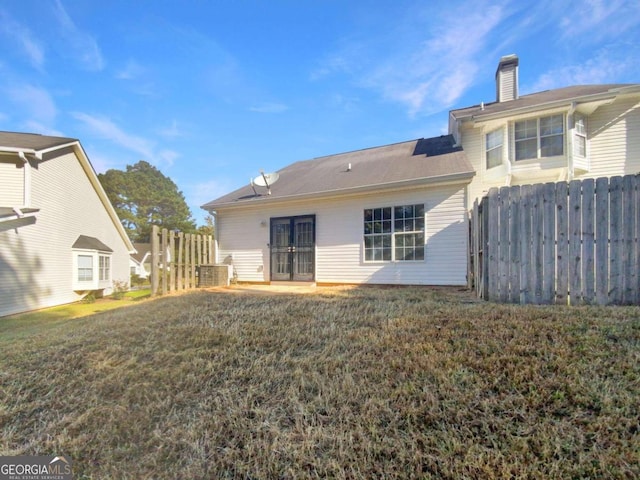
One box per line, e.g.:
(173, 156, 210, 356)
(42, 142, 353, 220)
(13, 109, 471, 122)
(485, 128, 503, 169)
(364, 204, 425, 262)
(515, 114, 564, 161)
(574, 114, 587, 158)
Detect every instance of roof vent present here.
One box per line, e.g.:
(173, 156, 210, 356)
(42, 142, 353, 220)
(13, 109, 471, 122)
(495, 54, 519, 103)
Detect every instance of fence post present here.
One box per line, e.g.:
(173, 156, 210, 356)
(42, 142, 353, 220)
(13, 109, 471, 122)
(161, 228, 168, 295)
(177, 232, 184, 291)
(169, 230, 176, 292)
(151, 225, 160, 296)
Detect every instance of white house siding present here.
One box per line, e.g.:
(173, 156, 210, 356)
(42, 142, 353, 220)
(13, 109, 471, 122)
(0, 160, 24, 206)
(459, 126, 506, 207)
(215, 183, 469, 286)
(579, 96, 640, 179)
(0, 149, 130, 317)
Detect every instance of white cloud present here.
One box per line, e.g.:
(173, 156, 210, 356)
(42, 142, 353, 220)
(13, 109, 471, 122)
(525, 49, 637, 94)
(158, 120, 185, 139)
(52, 0, 105, 71)
(116, 59, 145, 80)
(159, 149, 180, 167)
(560, 0, 640, 41)
(21, 120, 64, 137)
(6, 84, 57, 125)
(186, 178, 236, 211)
(313, 0, 508, 117)
(71, 112, 155, 160)
(0, 9, 45, 69)
(249, 102, 289, 114)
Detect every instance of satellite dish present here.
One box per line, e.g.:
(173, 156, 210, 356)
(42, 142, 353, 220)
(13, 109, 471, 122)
(250, 171, 279, 195)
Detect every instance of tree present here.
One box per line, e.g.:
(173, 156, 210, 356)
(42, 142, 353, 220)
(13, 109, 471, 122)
(197, 215, 215, 237)
(98, 161, 197, 242)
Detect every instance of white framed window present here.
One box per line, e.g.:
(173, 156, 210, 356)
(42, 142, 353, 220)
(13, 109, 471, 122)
(77, 255, 94, 282)
(364, 204, 425, 262)
(485, 128, 503, 169)
(574, 114, 587, 157)
(99, 255, 111, 281)
(515, 114, 564, 161)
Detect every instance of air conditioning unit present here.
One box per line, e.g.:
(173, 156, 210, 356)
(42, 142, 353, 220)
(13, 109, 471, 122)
(197, 264, 233, 287)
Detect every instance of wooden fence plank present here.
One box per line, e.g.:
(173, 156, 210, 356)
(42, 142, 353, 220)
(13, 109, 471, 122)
(487, 188, 499, 302)
(499, 186, 510, 302)
(471, 198, 480, 297)
(635, 175, 640, 305)
(568, 180, 582, 305)
(161, 228, 168, 296)
(508, 186, 521, 303)
(609, 176, 623, 304)
(520, 185, 533, 304)
(555, 182, 568, 305)
(623, 175, 636, 304)
(595, 177, 609, 305)
(581, 179, 595, 304)
(190, 234, 196, 288)
(177, 232, 184, 291)
(151, 225, 160, 296)
(169, 231, 176, 292)
(542, 183, 556, 304)
(531, 184, 544, 304)
(481, 196, 489, 300)
(184, 234, 191, 289)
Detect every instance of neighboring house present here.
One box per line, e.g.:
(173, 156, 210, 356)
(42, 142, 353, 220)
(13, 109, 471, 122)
(202, 136, 474, 286)
(0, 132, 135, 317)
(130, 242, 171, 278)
(131, 243, 152, 278)
(449, 54, 640, 207)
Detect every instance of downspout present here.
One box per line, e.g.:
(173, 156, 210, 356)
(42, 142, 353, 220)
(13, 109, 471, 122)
(18, 151, 32, 208)
(566, 102, 577, 181)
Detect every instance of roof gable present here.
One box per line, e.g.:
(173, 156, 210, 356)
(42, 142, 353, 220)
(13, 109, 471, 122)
(0, 131, 135, 252)
(202, 135, 473, 209)
(451, 84, 640, 121)
(0, 131, 78, 152)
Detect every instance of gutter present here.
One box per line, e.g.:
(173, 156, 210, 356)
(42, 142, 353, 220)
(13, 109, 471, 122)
(203, 170, 476, 212)
(455, 85, 640, 124)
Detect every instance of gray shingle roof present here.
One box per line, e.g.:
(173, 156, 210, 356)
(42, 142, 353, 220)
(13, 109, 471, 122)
(72, 235, 113, 252)
(0, 131, 78, 151)
(202, 135, 473, 210)
(451, 84, 638, 120)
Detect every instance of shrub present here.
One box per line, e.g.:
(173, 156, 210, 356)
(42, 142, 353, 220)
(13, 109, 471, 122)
(111, 279, 129, 300)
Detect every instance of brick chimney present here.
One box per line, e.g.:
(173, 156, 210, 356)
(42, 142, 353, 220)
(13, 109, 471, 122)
(495, 54, 519, 102)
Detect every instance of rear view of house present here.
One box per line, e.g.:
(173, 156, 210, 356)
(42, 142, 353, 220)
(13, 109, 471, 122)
(202, 136, 474, 286)
(0, 132, 135, 317)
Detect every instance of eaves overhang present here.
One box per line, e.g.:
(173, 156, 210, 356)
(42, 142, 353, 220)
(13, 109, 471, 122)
(454, 85, 640, 125)
(202, 170, 475, 212)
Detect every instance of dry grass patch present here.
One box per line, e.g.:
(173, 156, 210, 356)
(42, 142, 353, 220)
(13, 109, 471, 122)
(1, 287, 639, 479)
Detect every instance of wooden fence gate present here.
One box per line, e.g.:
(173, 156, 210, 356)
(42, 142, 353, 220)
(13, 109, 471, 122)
(469, 175, 640, 305)
(150, 225, 214, 296)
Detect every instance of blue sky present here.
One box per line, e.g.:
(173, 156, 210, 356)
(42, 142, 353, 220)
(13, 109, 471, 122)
(1, 1, 639, 225)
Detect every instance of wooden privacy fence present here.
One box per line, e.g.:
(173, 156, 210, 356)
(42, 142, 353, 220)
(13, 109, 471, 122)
(150, 225, 214, 296)
(469, 174, 640, 305)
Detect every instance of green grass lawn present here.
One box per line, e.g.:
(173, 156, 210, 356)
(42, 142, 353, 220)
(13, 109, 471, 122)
(1, 287, 638, 479)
